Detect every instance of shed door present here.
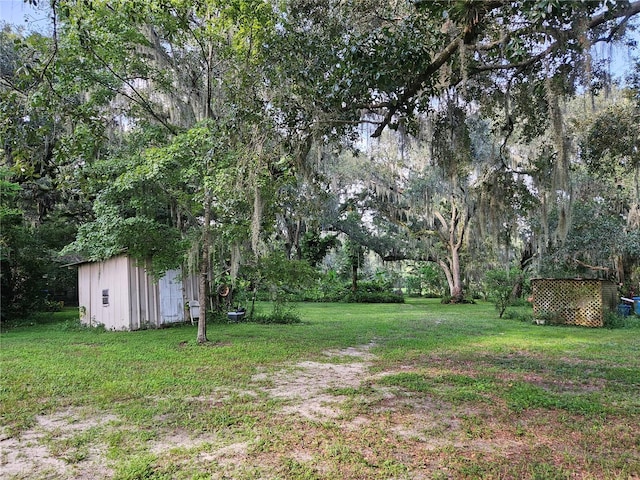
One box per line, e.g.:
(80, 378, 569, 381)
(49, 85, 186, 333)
(158, 270, 184, 324)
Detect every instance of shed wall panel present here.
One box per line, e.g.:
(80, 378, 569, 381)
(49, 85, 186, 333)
(78, 255, 131, 330)
(128, 259, 161, 329)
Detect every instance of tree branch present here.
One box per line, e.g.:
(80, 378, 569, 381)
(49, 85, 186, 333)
(369, 0, 640, 138)
(371, 1, 504, 137)
(80, 30, 178, 135)
(588, 1, 640, 29)
(469, 43, 556, 75)
(572, 258, 611, 273)
(434, 210, 449, 234)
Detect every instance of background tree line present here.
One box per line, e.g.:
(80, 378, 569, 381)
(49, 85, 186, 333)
(1, 0, 639, 336)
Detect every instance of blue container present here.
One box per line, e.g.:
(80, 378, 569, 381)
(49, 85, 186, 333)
(634, 297, 640, 316)
(618, 304, 631, 317)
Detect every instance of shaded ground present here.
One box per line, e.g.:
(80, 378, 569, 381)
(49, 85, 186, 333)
(2, 343, 638, 479)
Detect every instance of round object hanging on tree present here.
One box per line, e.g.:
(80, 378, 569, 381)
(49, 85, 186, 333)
(217, 284, 230, 297)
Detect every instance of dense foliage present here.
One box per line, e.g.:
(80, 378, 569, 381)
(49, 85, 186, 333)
(2, 1, 640, 328)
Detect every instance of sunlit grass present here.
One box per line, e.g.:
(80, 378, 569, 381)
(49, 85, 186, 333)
(1, 299, 639, 478)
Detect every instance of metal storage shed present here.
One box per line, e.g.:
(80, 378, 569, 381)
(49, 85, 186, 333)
(76, 254, 195, 330)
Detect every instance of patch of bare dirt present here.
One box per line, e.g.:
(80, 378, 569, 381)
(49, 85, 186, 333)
(5, 342, 627, 479)
(1, 344, 385, 478)
(0, 408, 117, 479)
(252, 343, 377, 421)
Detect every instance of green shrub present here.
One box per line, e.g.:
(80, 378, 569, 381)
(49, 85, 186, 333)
(403, 263, 447, 297)
(603, 310, 627, 329)
(404, 275, 423, 296)
(532, 309, 564, 325)
(342, 290, 404, 304)
(440, 294, 475, 304)
(206, 310, 233, 325)
(252, 312, 301, 324)
(57, 319, 107, 332)
(503, 309, 534, 323)
(297, 274, 405, 303)
(484, 267, 521, 318)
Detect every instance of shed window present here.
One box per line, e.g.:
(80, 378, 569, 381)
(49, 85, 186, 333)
(102, 289, 109, 306)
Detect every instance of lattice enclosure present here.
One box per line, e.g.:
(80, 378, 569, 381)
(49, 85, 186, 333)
(531, 278, 618, 328)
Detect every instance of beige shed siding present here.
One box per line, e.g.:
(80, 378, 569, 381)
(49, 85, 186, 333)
(127, 258, 143, 329)
(110, 255, 132, 329)
(128, 258, 139, 330)
(184, 273, 199, 304)
(78, 255, 132, 330)
(127, 258, 160, 330)
(78, 264, 91, 325)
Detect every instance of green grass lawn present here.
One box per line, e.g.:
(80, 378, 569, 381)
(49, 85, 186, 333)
(1, 299, 639, 479)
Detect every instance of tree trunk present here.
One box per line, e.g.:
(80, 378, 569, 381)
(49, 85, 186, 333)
(351, 263, 358, 292)
(438, 259, 455, 300)
(435, 201, 468, 303)
(197, 191, 212, 344)
(511, 274, 524, 299)
(439, 255, 464, 302)
(449, 244, 464, 302)
(196, 24, 214, 345)
(182, 261, 192, 325)
(197, 256, 208, 343)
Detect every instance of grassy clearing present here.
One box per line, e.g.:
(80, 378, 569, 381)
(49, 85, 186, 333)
(1, 299, 639, 479)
